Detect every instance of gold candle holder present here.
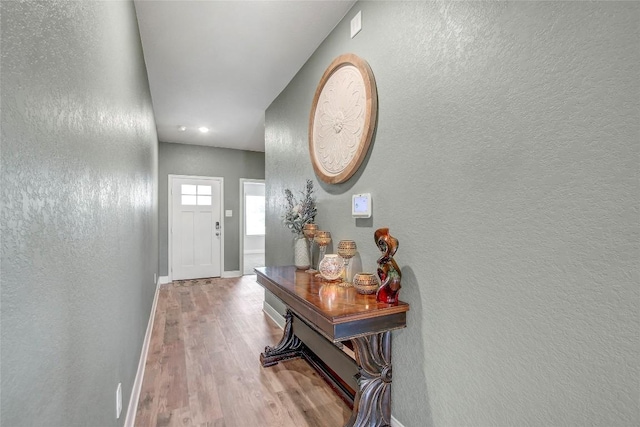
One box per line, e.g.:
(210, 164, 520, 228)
(303, 223, 318, 273)
(337, 240, 357, 287)
(313, 231, 331, 271)
(353, 273, 380, 295)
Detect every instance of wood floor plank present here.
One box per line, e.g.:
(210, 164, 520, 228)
(137, 287, 170, 427)
(182, 309, 223, 424)
(134, 275, 350, 427)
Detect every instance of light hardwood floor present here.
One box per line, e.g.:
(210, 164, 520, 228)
(134, 275, 350, 427)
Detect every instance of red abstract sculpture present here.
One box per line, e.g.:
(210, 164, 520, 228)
(375, 228, 401, 304)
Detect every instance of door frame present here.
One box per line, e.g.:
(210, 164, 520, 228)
(239, 178, 265, 276)
(168, 174, 224, 282)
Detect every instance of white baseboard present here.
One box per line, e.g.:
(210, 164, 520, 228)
(391, 415, 405, 427)
(243, 249, 265, 255)
(159, 276, 170, 284)
(222, 270, 242, 278)
(262, 300, 285, 329)
(124, 277, 162, 427)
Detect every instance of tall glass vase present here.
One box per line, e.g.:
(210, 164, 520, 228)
(293, 235, 310, 270)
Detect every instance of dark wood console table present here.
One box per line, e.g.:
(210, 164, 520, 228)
(255, 266, 409, 427)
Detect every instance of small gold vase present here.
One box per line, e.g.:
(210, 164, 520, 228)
(353, 273, 380, 295)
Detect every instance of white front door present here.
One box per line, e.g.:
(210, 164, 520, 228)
(170, 176, 222, 280)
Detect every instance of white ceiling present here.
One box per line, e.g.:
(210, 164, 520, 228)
(134, 0, 356, 152)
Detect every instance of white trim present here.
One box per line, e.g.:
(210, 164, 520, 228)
(124, 277, 162, 427)
(262, 300, 286, 329)
(221, 270, 242, 278)
(220, 180, 225, 279)
(243, 249, 265, 255)
(390, 415, 405, 427)
(168, 174, 224, 281)
(239, 178, 265, 278)
(158, 276, 170, 285)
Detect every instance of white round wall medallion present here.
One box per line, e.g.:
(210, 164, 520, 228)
(308, 53, 378, 184)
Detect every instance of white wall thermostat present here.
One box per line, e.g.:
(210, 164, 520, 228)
(352, 193, 372, 218)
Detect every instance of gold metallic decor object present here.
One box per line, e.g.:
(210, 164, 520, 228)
(303, 223, 319, 273)
(353, 273, 380, 295)
(337, 240, 357, 286)
(313, 231, 332, 270)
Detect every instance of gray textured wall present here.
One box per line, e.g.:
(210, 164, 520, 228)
(1, 1, 159, 426)
(158, 141, 265, 274)
(265, 2, 639, 426)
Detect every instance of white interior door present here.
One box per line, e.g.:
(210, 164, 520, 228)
(241, 180, 265, 275)
(171, 176, 222, 280)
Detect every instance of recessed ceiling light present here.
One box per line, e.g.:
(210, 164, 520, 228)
(198, 127, 209, 133)
(178, 125, 186, 132)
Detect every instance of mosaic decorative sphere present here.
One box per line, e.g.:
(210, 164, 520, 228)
(318, 254, 343, 281)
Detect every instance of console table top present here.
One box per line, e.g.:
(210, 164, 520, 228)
(255, 266, 409, 341)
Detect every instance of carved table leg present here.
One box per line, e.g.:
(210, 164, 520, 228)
(346, 332, 392, 427)
(260, 309, 305, 367)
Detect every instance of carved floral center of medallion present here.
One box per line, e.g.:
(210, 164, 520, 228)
(333, 112, 345, 133)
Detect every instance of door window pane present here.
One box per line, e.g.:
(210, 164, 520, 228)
(197, 195, 212, 206)
(181, 195, 197, 205)
(245, 195, 265, 235)
(182, 183, 213, 206)
(181, 184, 197, 195)
(197, 185, 212, 195)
